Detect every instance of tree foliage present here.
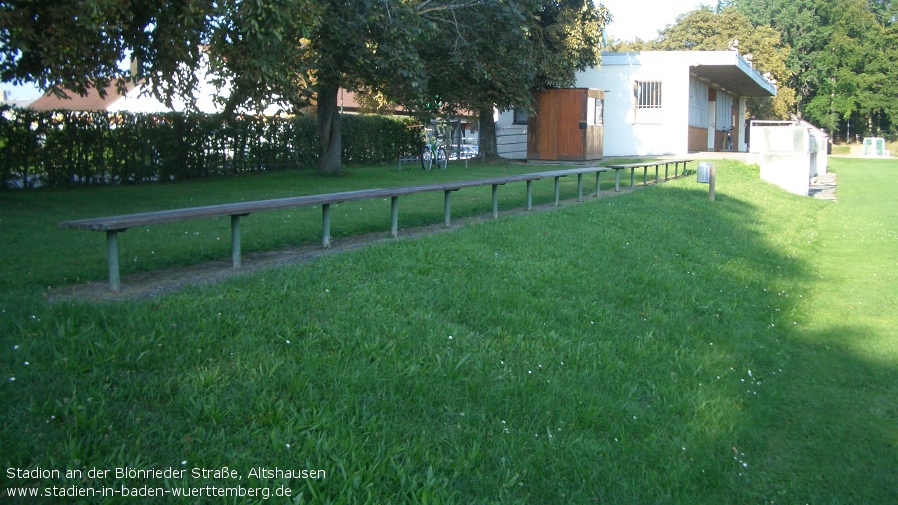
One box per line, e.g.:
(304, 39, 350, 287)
(736, 0, 898, 139)
(413, 0, 610, 158)
(0, 0, 610, 171)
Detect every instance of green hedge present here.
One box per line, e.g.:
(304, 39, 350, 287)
(0, 106, 423, 189)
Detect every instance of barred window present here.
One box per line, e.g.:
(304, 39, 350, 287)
(635, 81, 662, 109)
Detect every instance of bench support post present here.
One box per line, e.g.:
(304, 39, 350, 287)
(664, 163, 669, 181)
(390, 196, 399, 237)
(106, 230, 121, 292)
(615, 169, 621, 192)
(554, 177, 561, 206)
(526, 180, 533, 210)
(655, 166, 659, 184)
(491, 184, 499, 218)
(322, 203, 331, 248)
(444, 191, 452, 227)
(595, 172, 602, 197)
(577, 174, 583, 202)
(231, 215, 242, 269)
(643, 166, 648, 186)
(630, 167, 636, 187)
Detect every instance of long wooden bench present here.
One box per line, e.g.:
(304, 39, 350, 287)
(607, 159, 693, 191)
(60, 167, 612, 291)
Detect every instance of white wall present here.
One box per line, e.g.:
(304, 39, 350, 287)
(575, 53, 691, 157)
(750, 122, 812, 196)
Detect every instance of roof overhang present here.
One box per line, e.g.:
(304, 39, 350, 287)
(601, 51, 777, 98)
(688, 52, 777, 97)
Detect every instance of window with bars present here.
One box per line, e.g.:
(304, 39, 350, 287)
(635, 81, 662, 109)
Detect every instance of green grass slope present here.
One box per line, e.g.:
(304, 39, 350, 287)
(1, 159, 896, 503)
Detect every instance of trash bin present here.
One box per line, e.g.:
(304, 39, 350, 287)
(697, 162, 713, 184)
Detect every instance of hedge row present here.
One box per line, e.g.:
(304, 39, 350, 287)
(0, 106, 424, 189)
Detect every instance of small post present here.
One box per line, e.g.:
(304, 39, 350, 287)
(491, 184, 499, 219)
(231, 215, 242, 269)
(664, 163, 669, 181)
(390, 196, 399, 237)
(630, 167, 635, 187)
(444, 190, 452, 227)
(709, 164, 717, 202)
(106, 230, 121, 292)
(526, 180, 533, 210)
(643, 166, 648, 186)
(576, 173, 583, 202)
(595, 171, 602, 197)
(322, 203, 331, 248)
(554, 177, 561, 206)
(615, 169, 621, 192)
(654, 166, 659, 184)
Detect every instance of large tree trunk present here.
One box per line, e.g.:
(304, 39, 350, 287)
(317, 83, 342, 175)
(478, 108, 498, 160)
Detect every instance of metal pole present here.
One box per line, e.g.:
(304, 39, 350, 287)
(322, 203, 331, 248)
(231, 215, 242, 269)
(595, 171, 601, 196)
(444, 190, 452, 227)
(526, 180, 533, 210)
(106, 231, 121, 292)
(577, 174, 583, 202)
(492, 184, 499, 218)
(554, 177, 560, 206)
(390, 196, 399, 237)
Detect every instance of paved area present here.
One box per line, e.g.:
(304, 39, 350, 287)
(809, 172, 837, 201)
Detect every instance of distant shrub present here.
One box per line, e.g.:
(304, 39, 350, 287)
(0, 106, 423, 189)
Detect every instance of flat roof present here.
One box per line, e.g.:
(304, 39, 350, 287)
(601, 51, 777, 97)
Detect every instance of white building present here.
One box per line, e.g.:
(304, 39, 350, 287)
(497, 51, 777, 159)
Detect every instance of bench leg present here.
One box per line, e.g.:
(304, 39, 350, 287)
(106, 230, 121, 292)
(615, 170, 621, 192)
(577, 174, 583, 202)
(554, 177, 561, 206)
(322, 203, 331, 248)
(675, 163, 679, 177)
(655, 166, 659, 184)
(390, 196, 399, 237)
(595, 172, 601, 197)
(643, 166, 648, 186)
(444, 190, 452, 227)
(231, 215, 242, 269)
(526, 180, 533, 210)
(630, 168, 635, 187)
(492, 184, 499, 219)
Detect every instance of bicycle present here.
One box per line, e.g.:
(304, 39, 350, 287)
(421, 122, 449, 170)
(720, 126, 734, 151)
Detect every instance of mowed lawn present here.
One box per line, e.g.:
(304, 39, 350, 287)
(0, 157, 896, 503)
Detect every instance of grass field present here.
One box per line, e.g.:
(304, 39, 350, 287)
(1, 157, 896, 503)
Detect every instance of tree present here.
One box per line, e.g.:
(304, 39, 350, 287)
(736, 0, 898, 139)
(0, 0, 610, 172)
(414, 0, 610, 158)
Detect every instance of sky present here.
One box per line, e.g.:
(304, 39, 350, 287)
(2, 1, 711, 101)
(601, 0, 712, 41)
